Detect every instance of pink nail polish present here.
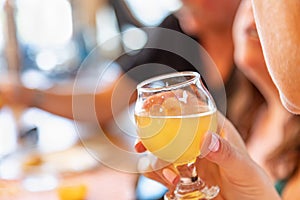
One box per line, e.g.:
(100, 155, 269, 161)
(208, 133, 220, 152)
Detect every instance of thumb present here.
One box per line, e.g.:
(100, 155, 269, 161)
(201, 132, 256, 179)
(200, 133, 281, 200)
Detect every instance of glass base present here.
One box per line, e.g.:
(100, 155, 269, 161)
(164, 178, 220, 200)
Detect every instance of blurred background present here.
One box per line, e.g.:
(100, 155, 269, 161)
(0, 0, 182, 79)
(0, 0, 182, 199)
(0, 0, 183, 150)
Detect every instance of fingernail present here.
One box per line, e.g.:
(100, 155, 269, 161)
(162, 168, 179, 185)
(208, 133, 220, 152)
(135, 141, 147, 153)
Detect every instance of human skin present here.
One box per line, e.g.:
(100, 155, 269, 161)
(0, 73, 136, 125)
(251, 0, 300, 114)
(135, 113, 281, 200)
(233, 1, 300, 198)
(176, 0, 240, 83)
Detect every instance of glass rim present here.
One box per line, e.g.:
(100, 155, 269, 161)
(136, 71, 200, 93)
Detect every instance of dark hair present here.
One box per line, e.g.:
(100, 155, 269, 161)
(225, 69, 264, 141)
(227, 69, 300, 181)
(267, 116, 300, 180)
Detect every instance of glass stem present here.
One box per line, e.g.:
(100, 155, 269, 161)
(174, 162, 207, 198)
(165, 162, 219, 200)
(177, 162, 199, 184)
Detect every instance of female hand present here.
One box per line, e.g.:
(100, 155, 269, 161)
(135, 113, 281, 200)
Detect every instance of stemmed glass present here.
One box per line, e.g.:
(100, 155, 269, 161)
(134, 71, 219, 200)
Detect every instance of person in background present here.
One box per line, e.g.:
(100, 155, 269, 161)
(0, 0, 257, 199)
(135, 0, 300, 199)
(0, 73, 135, 126)
(4, 1, 278, 199)
(119, 0, 243, 110)
(0, 0, 245, 125)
